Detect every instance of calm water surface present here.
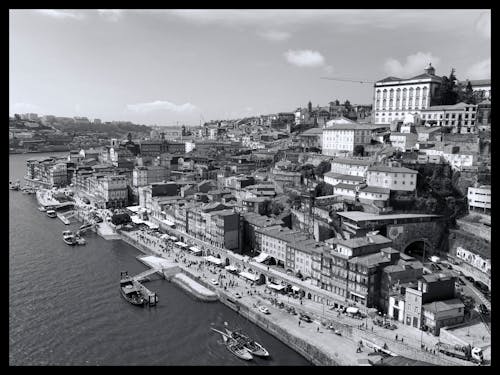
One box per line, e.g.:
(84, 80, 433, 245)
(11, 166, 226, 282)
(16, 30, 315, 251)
(9, 152, 311, 366)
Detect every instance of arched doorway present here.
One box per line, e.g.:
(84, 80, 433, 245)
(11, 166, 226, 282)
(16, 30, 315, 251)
(307, 293, 312, 300)
(404, 240, 432, 261)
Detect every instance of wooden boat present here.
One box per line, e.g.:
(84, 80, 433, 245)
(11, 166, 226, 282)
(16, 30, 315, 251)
(62, 231, 77, 246)
(223, 334, 253, 361)
(225, 328, 269, 357)
(120, 273, 145, 306)
(46, 209, 57, 218)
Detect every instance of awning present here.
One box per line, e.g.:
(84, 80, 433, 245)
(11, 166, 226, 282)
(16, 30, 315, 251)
(160, 234, 170, 240)
(267, 283, 286, 291)
(291, 286, 301, 292)
(240, 271, 259, 281)
(131, 215, 144, 224)
(205, 255, 223, 265)
(189, 246, 202, 254)
(144, 221, 159, 229)
(170, 236, 178, 241)
(253, 252, 271, 263)
(161, 219, 175, 227)
(349, 291, 366, 299)
(126, 205, 141, 212)
(174, 241, 188, 248)
(225, 265, 238, 272)
(346, 307, 359, 314)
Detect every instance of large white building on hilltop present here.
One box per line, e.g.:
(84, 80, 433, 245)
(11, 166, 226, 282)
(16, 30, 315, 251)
(373, 64, 442, 125)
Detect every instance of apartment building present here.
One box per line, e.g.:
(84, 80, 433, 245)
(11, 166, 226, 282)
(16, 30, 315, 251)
(467, 185, 491, 214)
(420, 102, 477, 134)
(322, 123, 375, 156)
(366, 165, 418, 192)
(330, 158, 373, 177)
(257, 227, 306, 268)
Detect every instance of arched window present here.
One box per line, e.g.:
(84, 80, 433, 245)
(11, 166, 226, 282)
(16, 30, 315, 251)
(396, 88, 401, 99)
(402, 88, 407, 99)
(415, 87, 421, 100)
(409, 87, 414, 99)
(389, 89, 394, 99)
(376, 90, 381, 100)
(383, 89, 387, 99)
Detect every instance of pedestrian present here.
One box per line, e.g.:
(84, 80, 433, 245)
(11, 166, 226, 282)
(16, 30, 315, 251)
(298, 320, 301, 326)
(401, 338, 403, 343)
(395, 334, 398, 340)
(371, 326, 373, 332)
(317, 327, 319, 332)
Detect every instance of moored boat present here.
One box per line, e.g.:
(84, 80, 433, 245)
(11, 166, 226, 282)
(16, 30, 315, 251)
(62, 231, 77, 246)
(225, 328, 269, 357)
(46, 209, 57, 218)
(9, 181, 20, 190)
(120, 273, 146, 306)
(223, 335, 253, 361)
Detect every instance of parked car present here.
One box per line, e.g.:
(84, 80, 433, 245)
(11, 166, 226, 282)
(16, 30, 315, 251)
(465, 276, 475, 283)
(479, 304, 489, 315)
(210, 279, 218, 285)
(234, 292, 242, 298)
(457, 278, 466, 286)
(299, 313, 313, 323)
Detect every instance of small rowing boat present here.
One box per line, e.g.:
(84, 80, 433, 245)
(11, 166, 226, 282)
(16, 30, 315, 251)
(225, 328, 269, 357)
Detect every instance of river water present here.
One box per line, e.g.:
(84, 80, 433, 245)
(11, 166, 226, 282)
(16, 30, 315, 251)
(9, 152, 310, 366)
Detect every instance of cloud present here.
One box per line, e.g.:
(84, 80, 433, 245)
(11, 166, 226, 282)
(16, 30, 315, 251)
(127, 100, 197, 113)
(475, 11, 490, 39)
(97, 9, 123, 22)
(284, 50, 325, 67)
(466, 58, 490, 80)
(257, 30, 291, 42)
(10, 102, 42, 114)
(384, 52, 440, 77)
(36, 9, 85, 20)
(324, 65, 334, 74)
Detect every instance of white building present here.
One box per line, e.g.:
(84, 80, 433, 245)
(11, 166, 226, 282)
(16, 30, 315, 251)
(373, 63, 442, 124)
(330, 158, 373, 177)
(366, 165, 418, 192)
(333, 183, 357, 200)
(358, 185, 390, 202)
(389, 132, 418, 151)
(460, 79, 491, 100)
(442, 152, 475, 171)
(420, 102, 477, 134)
(322, 123, 375, 156)
(467, 185, 491, 214)
(324, 172, 365, 187)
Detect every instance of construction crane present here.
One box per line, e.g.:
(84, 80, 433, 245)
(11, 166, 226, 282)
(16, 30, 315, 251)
(320, 77, 375, 84)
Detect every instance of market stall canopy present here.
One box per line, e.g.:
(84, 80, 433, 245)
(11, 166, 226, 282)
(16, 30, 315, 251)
(161, 219, 175, 227)
(267, 283, 286, 291)
(291, 286, 301, 292)
(205, 255, 223, 265)
(239, 271, 259, 281)
(253, 252, 271, 263)
(346, 307, 359, 314)
(160, 234, 170, 240)
(131, 215, 144, 224)
(225, 265, 238, 272)
(143, 221, 159, 229)
(189, 246, 202, 254)
(126, 205, 141, 213)
(175, 241, 188, 248)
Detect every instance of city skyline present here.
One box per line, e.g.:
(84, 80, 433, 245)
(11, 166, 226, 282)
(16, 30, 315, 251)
(10, 9, 490, 126)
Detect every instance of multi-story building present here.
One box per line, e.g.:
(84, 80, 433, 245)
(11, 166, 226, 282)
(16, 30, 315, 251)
(373, 63, 442, 124)
(467, 185, 491, 214)
(403, 273, 456, 331)
(270, 168, 302, 194)
(242, 212, 284, 253)
(25, 157, 70, 187)
(420, 102, 477, 134)
(257, 227, 306, 268)
(286, 238, 323, 278)
(206, 209, 241, 252)
(330, 158, 373, 177)
(459, 79, 491, 100)
(389, 132, 418, 151)
(324, 172, 365, 187)
(322, 123, 376, 156)
(366, 165, 418, 192)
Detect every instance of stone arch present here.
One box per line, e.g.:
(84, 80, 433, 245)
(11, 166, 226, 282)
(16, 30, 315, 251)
(403, 238, 434, 261)
(307, 292, 312, 300)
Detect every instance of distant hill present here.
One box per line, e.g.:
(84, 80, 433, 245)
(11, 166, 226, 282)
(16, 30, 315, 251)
(50, 122, 152, 138)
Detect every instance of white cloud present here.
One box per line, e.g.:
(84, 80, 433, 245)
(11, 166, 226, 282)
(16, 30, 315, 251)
(36, 9, 85, 20)
(284, 50, 325, 68)
(127, 100, 197, 113)
(384, 52, 440, 77)
(257, 30, 291, 42)
(324, 65, 334, 74)
(10, 102, 42, 114)
(466, 58, 491, 80)
(475, 11, 490, 39)
(97, 9, 123, 22)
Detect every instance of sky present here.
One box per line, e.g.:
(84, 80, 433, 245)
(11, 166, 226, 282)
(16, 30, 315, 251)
(10, 9, 491, 126)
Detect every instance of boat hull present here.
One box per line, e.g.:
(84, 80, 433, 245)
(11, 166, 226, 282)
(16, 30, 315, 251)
(225, 329, 270, 357)
(223, 335, 253, 361)
(120, 288, 145, 307)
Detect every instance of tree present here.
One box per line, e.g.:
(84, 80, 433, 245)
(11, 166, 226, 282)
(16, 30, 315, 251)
(353, 145, 365, 156)
(314, 181, 333, 197)
(460, 81, 476, 104)
(314, 160, 331, 178)
(111, 213, 131, 225)
(433, 69, 460, 106)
